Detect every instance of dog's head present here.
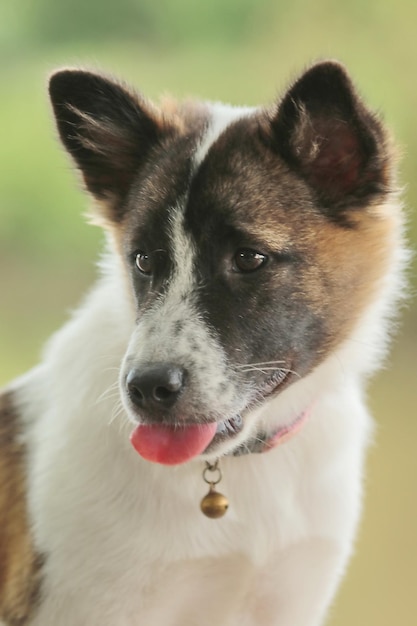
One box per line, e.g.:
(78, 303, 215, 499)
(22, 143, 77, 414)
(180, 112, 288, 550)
(49, 62, 399, 462)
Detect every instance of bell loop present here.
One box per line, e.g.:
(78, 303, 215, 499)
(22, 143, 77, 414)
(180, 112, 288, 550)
(202, 460, 222, 486)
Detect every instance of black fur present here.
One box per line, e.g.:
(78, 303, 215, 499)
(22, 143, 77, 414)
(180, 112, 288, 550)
(49, 71, 170, 214)
(268, 61, 391, 217)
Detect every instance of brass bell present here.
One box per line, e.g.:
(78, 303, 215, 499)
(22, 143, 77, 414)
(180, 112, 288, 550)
(200, 484, 229, 519)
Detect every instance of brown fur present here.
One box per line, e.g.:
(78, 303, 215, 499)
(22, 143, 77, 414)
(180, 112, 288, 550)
(0, 392, 42, 626)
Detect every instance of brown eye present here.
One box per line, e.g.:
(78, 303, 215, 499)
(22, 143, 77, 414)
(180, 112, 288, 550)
(135, 252, 153, 275)
(234, 249, 267, 273)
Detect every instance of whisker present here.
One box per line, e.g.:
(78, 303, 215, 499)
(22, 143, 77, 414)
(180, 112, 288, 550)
(238, 366, 301, 379)
(108, 399, 125, 427)
(285, 369, 301, 379)
(94, 381, 121, 406)
(235, 360, 286, 369)
(239, 366, 284, 373)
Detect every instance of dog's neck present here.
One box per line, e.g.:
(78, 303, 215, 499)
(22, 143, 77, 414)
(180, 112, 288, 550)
(201, 408, 312, 518)
(231, 408, 311, 456)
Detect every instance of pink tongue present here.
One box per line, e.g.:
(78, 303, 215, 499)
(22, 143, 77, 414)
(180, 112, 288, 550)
(130, 422, 217, 465)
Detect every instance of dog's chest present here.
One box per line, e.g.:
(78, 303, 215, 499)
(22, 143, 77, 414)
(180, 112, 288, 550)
(29, 444, 305, 626)
(102, 554, 258, 626)
(34, 552, 258, 626)
(33, 456, 288, 626)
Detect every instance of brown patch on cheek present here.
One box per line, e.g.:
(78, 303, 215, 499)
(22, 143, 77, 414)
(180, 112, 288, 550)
(0, 391, 43, 625)
(304, 207, 398, 349)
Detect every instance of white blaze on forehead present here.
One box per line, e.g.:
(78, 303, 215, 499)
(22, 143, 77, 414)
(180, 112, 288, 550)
(194, 102, 256, 167)
(168, 202, 196, 297)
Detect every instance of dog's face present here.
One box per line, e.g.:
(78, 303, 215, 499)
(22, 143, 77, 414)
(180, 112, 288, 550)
(49, 63, 395, 460)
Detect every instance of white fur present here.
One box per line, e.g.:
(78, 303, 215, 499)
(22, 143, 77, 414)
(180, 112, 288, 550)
(8, 108, 406, 625)
(194, 102, 255, 166)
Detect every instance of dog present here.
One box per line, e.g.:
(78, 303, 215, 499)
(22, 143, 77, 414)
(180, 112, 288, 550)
(0, 61, 407, 626)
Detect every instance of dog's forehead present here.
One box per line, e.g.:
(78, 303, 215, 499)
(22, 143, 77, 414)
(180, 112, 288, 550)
(123, 103, 257, 245)
(123, 101, 315, 256)
(185, 113, 323, 255)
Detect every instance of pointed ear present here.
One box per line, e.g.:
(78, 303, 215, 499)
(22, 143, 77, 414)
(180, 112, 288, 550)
(49, 70, 173, 220)
(269, 61, 392, 213)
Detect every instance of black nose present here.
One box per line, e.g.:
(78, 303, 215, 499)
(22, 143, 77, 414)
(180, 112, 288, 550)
(126, 363, 186, 412)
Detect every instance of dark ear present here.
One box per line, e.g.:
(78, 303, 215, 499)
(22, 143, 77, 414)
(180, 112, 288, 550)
(49, 70, 171, 219)
(270, 61, 391, 213)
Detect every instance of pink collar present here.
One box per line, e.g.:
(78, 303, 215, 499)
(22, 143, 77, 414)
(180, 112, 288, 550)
(232, 407, 311, 456)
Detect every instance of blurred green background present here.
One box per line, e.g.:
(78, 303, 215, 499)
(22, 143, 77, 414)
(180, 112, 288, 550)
(0, 1, 416, 623)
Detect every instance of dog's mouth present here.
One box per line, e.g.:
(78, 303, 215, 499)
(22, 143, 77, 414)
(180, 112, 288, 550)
(129, 369, 291, 465)
(205, 368, 290, 452)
